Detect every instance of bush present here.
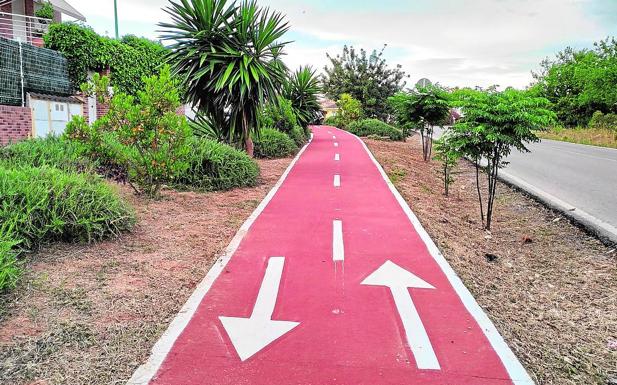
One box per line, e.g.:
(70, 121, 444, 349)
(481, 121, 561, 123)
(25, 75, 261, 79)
(0, 137, 94, 172)
(323, 115, 339, 127)
(253, 128, 298, 158)
(261, 98, 298, 133)
(347, 119, 404, 141)
(176, 138, 260, 191)
(336, 93, 363, 128)
(0, 166, 135, 291)
(589, 111, 617, 130)
(287, 125, 308, 147)
(34, 1, 54, 20)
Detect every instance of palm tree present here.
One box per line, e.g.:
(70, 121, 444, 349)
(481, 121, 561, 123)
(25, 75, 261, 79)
(160, 0, 290, 156)
(284, 66, 322, 128)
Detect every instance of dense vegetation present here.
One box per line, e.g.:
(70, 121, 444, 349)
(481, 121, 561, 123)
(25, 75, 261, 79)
(347, 119, 404, 141)
(253, 128, 298, 158)
(322, 45, 408, 120)
(532, 37, 617, 128)
(44, 23, 166, 94)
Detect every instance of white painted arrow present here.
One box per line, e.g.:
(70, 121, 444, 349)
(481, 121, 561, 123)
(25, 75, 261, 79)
(219, 257, 299, 361)
(362, 260, 440, 370)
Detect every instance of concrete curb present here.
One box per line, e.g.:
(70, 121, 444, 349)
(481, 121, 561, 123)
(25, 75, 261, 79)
(497, 169, 617, 247)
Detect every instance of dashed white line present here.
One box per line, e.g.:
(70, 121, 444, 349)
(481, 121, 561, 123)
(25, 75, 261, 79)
(334, 153, 340, 161)
(332, 220, 344, 262)
(334, 142, 339, 147)
(333, 135, 336, 139)
(334, 174, 341, 187)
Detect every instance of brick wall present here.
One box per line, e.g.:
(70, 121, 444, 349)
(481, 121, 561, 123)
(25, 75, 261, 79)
(0, 3, 13, 40)
(0, 105, 32, 145)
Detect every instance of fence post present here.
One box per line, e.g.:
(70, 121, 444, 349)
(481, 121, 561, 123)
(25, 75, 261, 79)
(18, 40, 24, 107)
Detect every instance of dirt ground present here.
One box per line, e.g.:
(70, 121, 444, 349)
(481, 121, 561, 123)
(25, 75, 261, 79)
(365, 136, 617, 385)
(0, 157, 292, 385)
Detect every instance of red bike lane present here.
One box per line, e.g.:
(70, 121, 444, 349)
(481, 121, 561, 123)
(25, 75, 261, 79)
(129, 126, 533, 385)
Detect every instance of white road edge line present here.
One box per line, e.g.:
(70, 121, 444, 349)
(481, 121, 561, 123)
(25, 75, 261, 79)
(332, 220, 344, 262)
(333, 174, 341, 187)
(127, 133, 314, 385)
(349, 129, 535, 385)
(334, 153, 340, 161)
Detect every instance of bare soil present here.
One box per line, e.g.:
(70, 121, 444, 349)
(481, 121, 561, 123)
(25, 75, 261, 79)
(365, 136, 617, 385)
(0, 157, 292, 385)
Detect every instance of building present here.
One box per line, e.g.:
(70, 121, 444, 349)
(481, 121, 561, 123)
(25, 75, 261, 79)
(0, 0, 86, 145)
(319, 98, 338, 119)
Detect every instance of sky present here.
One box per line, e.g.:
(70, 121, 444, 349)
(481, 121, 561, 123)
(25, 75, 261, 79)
(66, 0, 617, 89)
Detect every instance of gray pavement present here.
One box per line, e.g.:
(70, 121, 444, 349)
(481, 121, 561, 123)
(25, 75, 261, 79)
(431, 127, 617, 244)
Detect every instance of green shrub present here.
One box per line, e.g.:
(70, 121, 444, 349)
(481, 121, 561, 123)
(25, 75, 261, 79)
(0, 137, 94, 172)
(261, 98, 298, 133)
(323, 115, 339, 127)
(589, 111, 617, 131)
(176, 138, 259, 191)
(287, 125, 308, 147)
(0, 166, 134, 291)
(347, 119, 404, 141)
(253, 128, 298, 158)
(34, 1, 54, 20)
(336, 93, 363, 128)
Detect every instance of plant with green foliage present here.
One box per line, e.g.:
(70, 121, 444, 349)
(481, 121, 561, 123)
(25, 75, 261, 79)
(35, 1, 55, 20)
(322, 45, 408, 120)
(323, 115, 339, 127)
(0, 137, 93, 172)
(261, 98, 298, 133)
(347, 119, 404, 141)
(287, 125, 308, 147)
(389, 84, 450, 161)
(253, 128, 297, 158)
(0, 166, 134, 291)
(44, 23, 166, 94)
(589, 111, 617, 131)
(433, 133, 460, 197)
(161, 0, 290, 157)
(175, 137, 260, 191)
(532, 37, 617, 126)
(336, 93, 363, 128)
(283, 66, 322, 129)
(448, 88, 556, 230)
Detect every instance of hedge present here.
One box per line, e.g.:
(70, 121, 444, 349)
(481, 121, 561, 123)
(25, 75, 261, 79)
(0, 137, 94, 172)
(253, 128, 298, 158)
(347, 119, 405, 141)
(176, 138, 260, 191)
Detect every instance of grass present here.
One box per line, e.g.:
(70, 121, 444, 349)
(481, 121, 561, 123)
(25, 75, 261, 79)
(537, 127, 617, 149)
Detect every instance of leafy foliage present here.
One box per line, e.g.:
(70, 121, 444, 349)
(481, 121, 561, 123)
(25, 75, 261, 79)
(346, 119, 404, 141)
(161, 0, 290, 156)
(261, 98, 298, 133)
(175, 137, 260, 191)
(44, 23, 166, 95)
(287, 125, 308, 147)
(322, 45, 408, 120)
(253, 128, 297, 158)
(447, 88, 556, 230)
(433, 133, 460, 197)
(0, 166, 135, 291)
(283, 66, 322, 128)
(389, 84, 450, 161)
(532, 37, 617, 126)
(34, 1, 55, 20)
(335, 93, 363, 128)
(0, 137, 93, 172)
(589, 111, 617, 130)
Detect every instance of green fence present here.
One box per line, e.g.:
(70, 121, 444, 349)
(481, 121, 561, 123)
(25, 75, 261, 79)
(0, 37, 71, 106)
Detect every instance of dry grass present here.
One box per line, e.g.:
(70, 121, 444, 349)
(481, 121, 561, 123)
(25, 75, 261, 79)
(366, 137, 617, 385)
(537, 127, 617, 149)
(0, 157, 292, 385)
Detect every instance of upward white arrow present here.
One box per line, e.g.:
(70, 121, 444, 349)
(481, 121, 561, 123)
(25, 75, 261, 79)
(362, 260, 440, 370)
(219, 257, 299, 361)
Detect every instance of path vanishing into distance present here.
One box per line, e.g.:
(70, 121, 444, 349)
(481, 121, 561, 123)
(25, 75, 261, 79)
(129, 126, 534, 385)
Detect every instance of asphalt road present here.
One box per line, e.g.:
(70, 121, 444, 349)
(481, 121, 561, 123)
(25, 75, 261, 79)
(433, 127, 617, 236)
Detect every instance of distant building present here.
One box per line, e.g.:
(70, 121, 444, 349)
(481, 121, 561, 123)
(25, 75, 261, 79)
(319, 98, 338, 118)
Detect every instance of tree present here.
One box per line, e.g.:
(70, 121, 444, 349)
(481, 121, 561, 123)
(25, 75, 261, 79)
(448, 88, 556, 230)
(160, 0, 290, 157)
(283, 66, 322, 130)
(322, 45, 408, 120)
(433, 133, 459, 197)
(336, 93, 363, 128)
(388, 84, 450, 161)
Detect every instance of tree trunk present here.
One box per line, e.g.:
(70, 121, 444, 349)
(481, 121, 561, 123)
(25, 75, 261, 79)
(245, 136, 254, 158)
(474, 158, 485, 227)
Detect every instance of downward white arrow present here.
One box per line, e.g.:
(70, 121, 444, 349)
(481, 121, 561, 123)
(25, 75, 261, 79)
(362, 260, 440, 370)
(219, 257, 299, 361)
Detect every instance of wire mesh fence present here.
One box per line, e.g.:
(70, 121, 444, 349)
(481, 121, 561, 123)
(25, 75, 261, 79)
(0, 36, 71, 106)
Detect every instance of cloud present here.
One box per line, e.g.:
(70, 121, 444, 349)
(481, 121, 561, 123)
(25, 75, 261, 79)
(67, 0, 617, 88)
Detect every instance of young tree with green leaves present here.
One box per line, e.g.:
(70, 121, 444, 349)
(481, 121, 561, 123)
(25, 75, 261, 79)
(322, 45, 408, 120)
(433, 133, 460, 197)
(448, 88, 556, 230)
(336, 93, 363, 128)
(160, 0, 290, 157)
(388, 84, 450, 161)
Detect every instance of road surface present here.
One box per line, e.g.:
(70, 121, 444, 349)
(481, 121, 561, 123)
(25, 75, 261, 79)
(434, 127, 617, 241)
(129, 126, 533, 385)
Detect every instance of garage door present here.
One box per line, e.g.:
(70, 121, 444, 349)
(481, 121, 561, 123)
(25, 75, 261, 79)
(32, 99, 83, 138)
